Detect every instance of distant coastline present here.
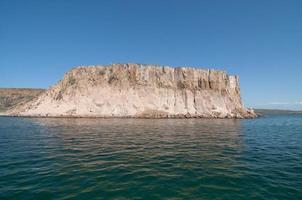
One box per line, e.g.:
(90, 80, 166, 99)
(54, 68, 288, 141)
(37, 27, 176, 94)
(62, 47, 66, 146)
(254, 109, 302, 115)
(0, 88, 45, 112)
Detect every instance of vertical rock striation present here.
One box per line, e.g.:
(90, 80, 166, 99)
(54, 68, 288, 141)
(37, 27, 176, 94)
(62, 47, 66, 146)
(7, 63, 256, 118)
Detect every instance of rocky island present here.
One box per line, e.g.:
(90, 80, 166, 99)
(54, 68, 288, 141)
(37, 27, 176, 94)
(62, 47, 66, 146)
(4, 63, 256, 118)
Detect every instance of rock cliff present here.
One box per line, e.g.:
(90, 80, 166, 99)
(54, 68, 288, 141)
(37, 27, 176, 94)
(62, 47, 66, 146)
(6, 64, 256, 118)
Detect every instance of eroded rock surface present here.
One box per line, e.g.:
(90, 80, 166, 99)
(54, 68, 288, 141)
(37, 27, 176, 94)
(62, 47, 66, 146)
(6, 64, 256, 118)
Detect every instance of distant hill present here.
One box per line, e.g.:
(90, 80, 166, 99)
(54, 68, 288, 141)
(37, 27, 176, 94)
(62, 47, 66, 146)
(254, 109, 302, 115)
(0, 88, 45, 112)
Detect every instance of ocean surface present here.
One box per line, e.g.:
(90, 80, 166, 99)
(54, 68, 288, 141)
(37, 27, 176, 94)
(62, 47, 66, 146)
(0, 115, 301, 200)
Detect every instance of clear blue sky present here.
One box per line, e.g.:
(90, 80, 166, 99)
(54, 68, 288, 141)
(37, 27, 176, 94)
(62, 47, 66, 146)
(1, 0, 301, 109)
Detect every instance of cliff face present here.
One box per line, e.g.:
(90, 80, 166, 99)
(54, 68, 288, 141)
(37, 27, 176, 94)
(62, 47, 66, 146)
(7, 64, 256, 118)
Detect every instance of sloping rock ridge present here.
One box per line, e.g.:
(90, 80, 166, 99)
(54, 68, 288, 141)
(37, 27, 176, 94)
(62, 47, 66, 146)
(0, 88, 45, 112)
(6, 63, 256, 118)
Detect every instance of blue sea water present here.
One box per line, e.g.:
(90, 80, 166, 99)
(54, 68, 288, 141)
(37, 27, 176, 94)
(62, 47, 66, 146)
(0, 115, 301, 200)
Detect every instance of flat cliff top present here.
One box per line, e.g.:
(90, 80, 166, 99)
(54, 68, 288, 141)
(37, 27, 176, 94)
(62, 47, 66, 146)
(56, 63, 238, 93)
(70, 63, 228, 74)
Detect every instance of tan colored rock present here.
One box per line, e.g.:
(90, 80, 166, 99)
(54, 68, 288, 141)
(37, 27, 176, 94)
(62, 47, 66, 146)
(6, 63, 257, 118)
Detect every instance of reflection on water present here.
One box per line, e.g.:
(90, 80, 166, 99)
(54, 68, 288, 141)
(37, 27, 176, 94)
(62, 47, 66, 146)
(0, 116, 301, 199)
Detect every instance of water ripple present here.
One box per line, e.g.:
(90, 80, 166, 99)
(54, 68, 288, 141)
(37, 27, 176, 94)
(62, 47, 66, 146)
(0, 115, 302, 199)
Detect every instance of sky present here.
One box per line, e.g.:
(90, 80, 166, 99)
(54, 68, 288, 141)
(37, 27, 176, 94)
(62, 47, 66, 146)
(0, 0, 302, 110)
